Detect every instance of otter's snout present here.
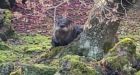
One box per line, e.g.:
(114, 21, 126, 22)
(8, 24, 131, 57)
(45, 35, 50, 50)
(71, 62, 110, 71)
(59, 24, 66, 28)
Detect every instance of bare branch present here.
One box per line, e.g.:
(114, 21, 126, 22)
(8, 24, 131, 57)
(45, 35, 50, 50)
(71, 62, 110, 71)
(120, 0, 127, 16)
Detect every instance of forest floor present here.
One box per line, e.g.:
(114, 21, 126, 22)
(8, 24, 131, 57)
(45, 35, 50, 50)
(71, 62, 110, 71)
(0, 34, 52, 63)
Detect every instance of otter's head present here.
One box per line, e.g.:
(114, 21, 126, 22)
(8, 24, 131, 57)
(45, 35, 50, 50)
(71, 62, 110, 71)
(55, 16, 72, 32)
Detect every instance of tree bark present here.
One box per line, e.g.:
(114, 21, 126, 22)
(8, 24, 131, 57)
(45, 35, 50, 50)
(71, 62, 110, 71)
(77, 0, 134, 60)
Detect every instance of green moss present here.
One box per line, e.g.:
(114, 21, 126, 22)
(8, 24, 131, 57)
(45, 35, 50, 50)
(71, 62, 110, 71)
(10, 64, 57, 75)
(110, 38, 136, 55)
(135, 71, 140, 75)
(136, 53, 140, 62)
(0, 42, 17, 63)
(0, 63, 14, 75)
(105, 56, 129, 70)
(69, 45, 79, 54)
(10, 68, 22, 75)
(40, 47, 63, 58)
(20, 34, 52, 52)
(1, 9, 15, 38)
(4, 27, 15, 38)
(23, 46, 43, 53)
(61, 55, 80, 62)
(118, 38, 134, 44)
(0, 41, 10, 50)
(0, 51, 17, 63)
(119, 35, 140, 53)
(103, 42, 114, 53)
(22, 64, 57, 75)
(0, 34, 53, 63)
(3, 10, 12, 26)
(49, 59, 60, 68)
(60, 55, 97, 75)
(71, 69, 83, 75)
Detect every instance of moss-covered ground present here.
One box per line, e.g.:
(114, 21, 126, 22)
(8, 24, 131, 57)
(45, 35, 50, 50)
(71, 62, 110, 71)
(119, 35, 140, 53)
(0, 33, 52, 63)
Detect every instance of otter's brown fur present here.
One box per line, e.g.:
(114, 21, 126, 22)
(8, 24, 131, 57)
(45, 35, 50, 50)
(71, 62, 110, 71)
(52, 25, 82, 46)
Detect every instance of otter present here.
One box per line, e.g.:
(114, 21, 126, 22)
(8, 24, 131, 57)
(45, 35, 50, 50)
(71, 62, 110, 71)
(52, 16, 83, 47)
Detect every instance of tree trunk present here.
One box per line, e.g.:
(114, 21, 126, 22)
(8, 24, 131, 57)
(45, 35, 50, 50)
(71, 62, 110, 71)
(79, 21, 119, 60)
(77, 0, 134, 60)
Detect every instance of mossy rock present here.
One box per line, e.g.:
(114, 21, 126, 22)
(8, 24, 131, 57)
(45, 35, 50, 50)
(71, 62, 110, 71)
(103, 41, 115, 53)
(10, 64, 57, 75)
(19, 34, 52, 52)
(0, 51, 17, 63)
(0, 63, 14, 75)
(0, 9, 14, 40)
(3, 10, 12, 26)
(0, 41, 10, 50)
(59, 55, 98, 75)
(104, 56, 129, 70)
(40, 47, 63, 59)
(109, 38, 136, 56)
(102, 55, 137, 75)
(102, 38, 137, 75)
(10, 68, 22, 75)
(0, 34, 53, 63)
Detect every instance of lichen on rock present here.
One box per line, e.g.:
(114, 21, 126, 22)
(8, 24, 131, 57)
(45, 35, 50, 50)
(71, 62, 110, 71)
(56, 55, 98, 75)
(10, 64, 57, 75)
(0, 63, 14, 75)
(109, 38, 136, 56)
(100, 38, 138, 75)
(0, 9, 14, 41)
